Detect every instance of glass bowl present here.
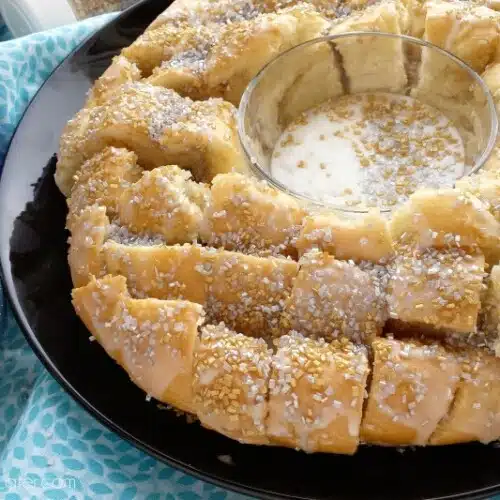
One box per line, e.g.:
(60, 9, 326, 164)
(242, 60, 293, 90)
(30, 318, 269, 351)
(238, 32, 499, 212)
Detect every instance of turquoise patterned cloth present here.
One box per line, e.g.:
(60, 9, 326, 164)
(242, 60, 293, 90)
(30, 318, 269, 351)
(0, 15, 249, 500)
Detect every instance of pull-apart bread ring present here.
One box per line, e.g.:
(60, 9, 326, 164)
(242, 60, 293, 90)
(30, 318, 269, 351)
(59, 0, 500, 455)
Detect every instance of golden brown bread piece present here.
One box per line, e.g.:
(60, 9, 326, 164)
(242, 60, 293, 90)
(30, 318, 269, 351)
(123, 23, 213, 77)
(481, 61, 500, 113)
(117, 165, 210, 244)
(478, 264, 500, 354)
(484, 139, 500, 174)
(267, 332, 369, 454)
(456, 171, 500, 223)
(390, 189, 500, 265)
(277, 39, 344, 127)
(72, 275, 205, 414)
(68, 205, 110, 288)
(193, 323, 272, 444)
(296, 210, 394, 263)
(281, 250, 387, 343)
(146, 0, 274, 32)
(329, 2, 409, 93)
(85, 56, 142, 108)
(387, 245, 485, 334)
(144, 24, 220, 100)
(202, 173, 307, 257)
(204, 249, 299, 337)
(56, 83, 246, 196)
(361, 338, 461, 445)
(72, 274, 128, 363)
(103, 242, 210, 304)
(67, 147, 142, 228)
(430, 349, 500, 444)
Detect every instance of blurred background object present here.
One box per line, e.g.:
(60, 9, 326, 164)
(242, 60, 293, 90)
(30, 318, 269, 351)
(0, 0, 139, 38)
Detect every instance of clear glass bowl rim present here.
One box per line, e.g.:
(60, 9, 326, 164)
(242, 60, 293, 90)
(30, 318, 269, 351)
(237, 31, 500, 213)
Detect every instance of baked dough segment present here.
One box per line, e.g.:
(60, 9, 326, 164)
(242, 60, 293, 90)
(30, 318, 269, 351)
(117, 165, 210, 244)
(56, 83, 246, 196)
(296, 211, 394, 263)
(361, 338, 461, 446)
(399, 0, 428, 37)
(389, 189, 500, 264)
(72, 274, 127, 362)
(145, 25, 220, 100)
(481, 62, 500, 113)
(103, 241, 210, 304)
(424, 2, 499, 74)
(484, 138, 500, 174)
(72, 275, 205, 414)
(478, 264, 500, 354)
(415, 1, 499, 98)
(85, 56, 142, 108)
(430, 349, 500, 444)
(267, 332, 369, 454)
(122, 24, 215, 77)
(202, 173, 307, 257)
(456, 171, 500, 222)
(278, 38, 344, 127)
(126, 23, 223, 101)
(387, 245, 485, 334)
(281, 250, 387, 343)
(206, 250, 299, 337)
(193, 323, 272, 444)
(119, 295, 204, 414)
(68, 205, 109, 288)
(67, 147, 142, 228)
(56, 105, 107, 197)
(204, 5, 330, 105)
(329, 2, 408, 93)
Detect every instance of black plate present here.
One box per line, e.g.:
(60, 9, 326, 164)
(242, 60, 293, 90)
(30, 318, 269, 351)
(1, 1, 500, 498)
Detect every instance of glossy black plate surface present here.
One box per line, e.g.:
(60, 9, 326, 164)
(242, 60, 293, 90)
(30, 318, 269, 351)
(1, 1, 500, 498)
